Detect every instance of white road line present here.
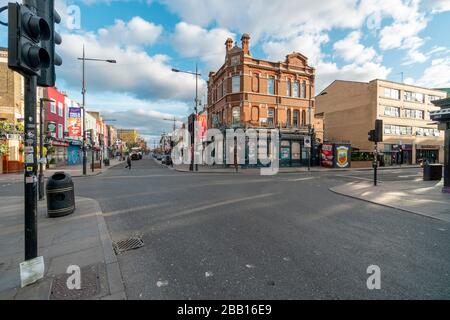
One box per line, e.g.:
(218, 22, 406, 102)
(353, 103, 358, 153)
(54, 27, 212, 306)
(286, 177, 315, 182)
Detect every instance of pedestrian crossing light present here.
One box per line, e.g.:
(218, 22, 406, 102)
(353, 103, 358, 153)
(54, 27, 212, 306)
(37, 0, 62, 87)
(8, 2, 51, 76)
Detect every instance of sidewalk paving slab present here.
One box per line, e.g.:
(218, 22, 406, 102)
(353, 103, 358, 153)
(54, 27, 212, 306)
(329, 179, 450, 223)
(0, 195, 126, 300)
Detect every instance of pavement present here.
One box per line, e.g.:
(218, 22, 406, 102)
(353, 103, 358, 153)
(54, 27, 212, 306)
(0, 159, 122, 182)
(330, 179, 450, 223)
(0, 196, 126, 300)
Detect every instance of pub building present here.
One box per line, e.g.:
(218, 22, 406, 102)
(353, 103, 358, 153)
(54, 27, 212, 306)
(206, 34, 323, 167)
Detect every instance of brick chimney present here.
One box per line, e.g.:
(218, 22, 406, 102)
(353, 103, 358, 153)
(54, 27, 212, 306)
(225, 38, 233, 53)
(241, 33, 250, 55)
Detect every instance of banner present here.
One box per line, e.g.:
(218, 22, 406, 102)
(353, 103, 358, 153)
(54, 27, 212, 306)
(68, 108, 82, 137)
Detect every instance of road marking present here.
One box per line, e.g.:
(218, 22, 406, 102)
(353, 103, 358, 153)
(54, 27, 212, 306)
(335, 175, 375, 181)
(286, 177, 315, 182)
(398, 175, 421, 178)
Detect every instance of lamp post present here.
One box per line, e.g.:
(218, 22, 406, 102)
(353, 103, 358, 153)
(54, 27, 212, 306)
(172, 64, 201, 171)
(39, 98, 52, 200)
(78, 45, 116, 175)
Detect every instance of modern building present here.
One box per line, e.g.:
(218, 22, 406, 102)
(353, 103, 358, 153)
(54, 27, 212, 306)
(206, 34, 320, 166)
(316, 79, 446, 166)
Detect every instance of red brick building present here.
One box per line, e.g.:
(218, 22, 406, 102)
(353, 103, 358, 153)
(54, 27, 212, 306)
(206, 34, 322, 166)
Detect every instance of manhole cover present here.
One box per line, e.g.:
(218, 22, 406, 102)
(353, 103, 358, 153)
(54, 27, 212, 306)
(50, 264, 100, 300)
(113, 236, 144, 254)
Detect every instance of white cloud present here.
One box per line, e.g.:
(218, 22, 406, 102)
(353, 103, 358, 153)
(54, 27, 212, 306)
(263, 33, 329, 66)
(426, 0, 450, 13)
(333, 31, 380, 65)
(172, 22, 235, 71)
(415, 57, 450, 88)
(316, 61, 391, 92)
(57, 20, 206, 102)
(98, 17, 163, 48)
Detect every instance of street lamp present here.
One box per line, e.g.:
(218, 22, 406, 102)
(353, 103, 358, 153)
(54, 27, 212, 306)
(77, 45, 116, 175)
(172, 64, 201, 171)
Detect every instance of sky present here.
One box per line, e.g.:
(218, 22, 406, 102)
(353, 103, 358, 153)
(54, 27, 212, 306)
(0, 0, 450, 145)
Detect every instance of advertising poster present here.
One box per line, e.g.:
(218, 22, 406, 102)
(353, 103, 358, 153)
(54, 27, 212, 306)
(321, 143, 334, 167)
(68, 108, 82, 137)
(197, 114, 207, 142)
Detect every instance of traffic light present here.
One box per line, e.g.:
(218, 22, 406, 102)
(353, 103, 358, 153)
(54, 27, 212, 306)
(368, 120, 383, 143)
(37, 0, 62, 87)
(8, 2, 51, 76)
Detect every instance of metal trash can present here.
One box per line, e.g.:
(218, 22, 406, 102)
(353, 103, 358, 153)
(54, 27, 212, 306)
(46, 172, 75, 217)
(423, 164, 443, 181)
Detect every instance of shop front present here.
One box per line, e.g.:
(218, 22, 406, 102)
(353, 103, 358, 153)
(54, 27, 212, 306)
(415, 145, 440, 164)
(382, 144, 412, 166)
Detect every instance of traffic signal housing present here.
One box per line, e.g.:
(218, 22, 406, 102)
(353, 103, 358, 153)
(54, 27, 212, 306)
(37, 0, 62, 87)
(368, 120, 383, 143)
(8, 2, 51, 76)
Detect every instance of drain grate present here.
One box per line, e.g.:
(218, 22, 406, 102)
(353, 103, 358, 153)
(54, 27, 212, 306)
(113, 236, 144, 254)
(50, 264, 100, 300)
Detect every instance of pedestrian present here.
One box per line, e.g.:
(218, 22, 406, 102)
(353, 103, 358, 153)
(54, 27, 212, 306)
(125, 155, 132, 170)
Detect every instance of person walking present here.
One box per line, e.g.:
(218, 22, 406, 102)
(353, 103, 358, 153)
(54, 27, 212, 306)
(125, 155, 132, 170)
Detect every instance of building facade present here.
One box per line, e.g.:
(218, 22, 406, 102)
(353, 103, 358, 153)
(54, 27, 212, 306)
(316, 79, 446, 165)
(0, 48, 24, 173)
(206, 34, 320, 166)
(117, 129, 138, 146)
(44, 87, 69, 167)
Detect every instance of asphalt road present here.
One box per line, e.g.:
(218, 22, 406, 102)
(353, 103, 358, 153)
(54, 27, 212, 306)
(1, 160, 448, 299)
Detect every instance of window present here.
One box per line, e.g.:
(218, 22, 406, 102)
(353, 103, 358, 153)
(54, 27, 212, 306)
(58, 124, 63, 139)
(293, 110, 299, 127)
(416, 127, 440, 137)
(286, 109, 291, 127)
(232, 76, 240, 93)
(428, 95, 441, 104)
(383, 87, 400, 100)
(223, 79, 227, 95)
(286, 79, 291, 96)
(268, 77, 275, 95)
(404, 91, 425, 103)
(301, 110, 306, 126)
(50, 100, 56, 113)
(384, 125, 412, 135)
(58, 102, 63, 117)
(384, 106, 400, 117)
(301, 81, 306, 98)
(232, 107, 240, 126)
(404, 109, 424, 119)
(293, 80, 299, 97)
(267, 108, 275, 127)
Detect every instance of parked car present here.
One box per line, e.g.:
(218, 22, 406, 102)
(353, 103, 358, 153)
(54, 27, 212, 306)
(155, 153, 163, 161)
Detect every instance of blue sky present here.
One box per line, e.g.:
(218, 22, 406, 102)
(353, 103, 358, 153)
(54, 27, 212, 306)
(1, 0, 449, 144)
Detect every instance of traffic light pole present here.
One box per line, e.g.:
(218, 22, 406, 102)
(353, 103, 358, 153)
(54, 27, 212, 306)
(24, 75, 38, 261)
(374, 142, 378, 186)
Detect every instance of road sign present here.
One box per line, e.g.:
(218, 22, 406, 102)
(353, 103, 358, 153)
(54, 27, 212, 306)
(304, 136, 311, 148)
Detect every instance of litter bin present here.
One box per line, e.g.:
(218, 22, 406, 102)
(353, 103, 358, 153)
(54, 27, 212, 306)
(423, 164, 443, 181)
(104, 158, 110, 166)
(46, 172, 75, 217)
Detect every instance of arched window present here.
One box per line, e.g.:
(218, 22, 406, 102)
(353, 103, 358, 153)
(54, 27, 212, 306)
(301, 110, 307, 126)
(268, 108, 275, 127)
(286, 109, 291, 128)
